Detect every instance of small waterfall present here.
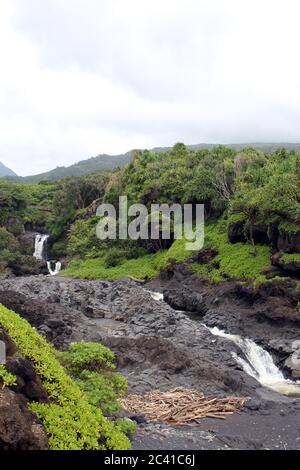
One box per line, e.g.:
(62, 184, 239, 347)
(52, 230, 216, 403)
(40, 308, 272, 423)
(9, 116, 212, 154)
(33, 233, 61, 276)
(205, 326, 300, 397)
(33, 234, 49, 260)
(149, 291, 164, 301)
(47, 261, 62, 276)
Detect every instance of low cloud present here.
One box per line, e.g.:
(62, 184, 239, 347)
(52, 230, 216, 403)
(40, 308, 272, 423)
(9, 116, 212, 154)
(0, 0, 300, 175)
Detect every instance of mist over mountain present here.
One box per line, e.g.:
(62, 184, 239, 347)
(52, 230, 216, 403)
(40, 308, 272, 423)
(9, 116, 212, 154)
(2, 142, 300, 183)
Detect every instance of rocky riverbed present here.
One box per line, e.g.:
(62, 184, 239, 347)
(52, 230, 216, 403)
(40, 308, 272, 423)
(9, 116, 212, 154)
(0, 272, 300, 450)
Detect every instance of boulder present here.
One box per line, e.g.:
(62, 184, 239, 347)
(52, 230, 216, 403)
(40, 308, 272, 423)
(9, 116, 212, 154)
(7, 256, 48, 277)
(285, 352, 300, 379)
(6, 357, 49, 403)
(163, 288, 208, 315)
(0, 389, 48, 450)
(0, 290, 75, 349)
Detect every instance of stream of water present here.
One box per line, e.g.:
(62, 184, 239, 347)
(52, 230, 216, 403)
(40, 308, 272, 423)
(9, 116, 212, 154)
(149, 290, 300, 397)
(204, 325, 300, 397)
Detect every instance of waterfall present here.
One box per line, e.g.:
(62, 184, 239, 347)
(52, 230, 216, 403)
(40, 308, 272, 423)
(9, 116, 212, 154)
(47, 261, 62, 276)
(149, 290, 300, 397)
(33, 233, 61, 276)
(205, 326, 300, 397)
(33, 234, 49, 260)
(149, 291, 164, 301)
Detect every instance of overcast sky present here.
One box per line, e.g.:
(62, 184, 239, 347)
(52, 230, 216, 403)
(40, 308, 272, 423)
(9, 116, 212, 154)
(1, 0, 300, 175)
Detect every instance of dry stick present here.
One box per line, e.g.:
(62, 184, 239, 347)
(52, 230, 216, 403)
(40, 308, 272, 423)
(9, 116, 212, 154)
(121, 388, 245, 426)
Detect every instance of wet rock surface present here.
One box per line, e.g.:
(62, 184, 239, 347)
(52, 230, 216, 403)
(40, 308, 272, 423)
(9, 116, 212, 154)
(0, 274, 300, 449)
(153, 272, 300, 378)
(0, 276, 254, 396)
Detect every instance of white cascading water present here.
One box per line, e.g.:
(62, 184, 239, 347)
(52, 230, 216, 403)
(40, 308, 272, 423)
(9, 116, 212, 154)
(205, 326, 300, 397)
(33, 234, 61, 276)
(47, 261, 62, 277)
(149, 290, 300, 397)
(33, 234, 49, 260)
(149, 291, 164, 302)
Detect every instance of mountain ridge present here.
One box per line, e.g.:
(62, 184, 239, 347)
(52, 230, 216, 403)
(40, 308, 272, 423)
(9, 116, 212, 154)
(0, 161, 17, 178)
(2, 142, 300, 183)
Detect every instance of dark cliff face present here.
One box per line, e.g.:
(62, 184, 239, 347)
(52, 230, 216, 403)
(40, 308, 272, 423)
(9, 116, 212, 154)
(228, 220, 300, 255)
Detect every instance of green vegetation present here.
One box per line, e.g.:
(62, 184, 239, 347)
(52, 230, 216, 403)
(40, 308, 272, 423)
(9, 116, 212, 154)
(0, 180, 55, 228)
(228, 148, 300, 241)
(61, 342, 129, 416)
(61, 341, 116, 374)
(65, 252, 162, 280)
(1, 143, 299, 284)
(0, 364, 17, 388)
(64, 236, 192, 280)
(61, 145, 299, 283)
(50, 173, 109, 239)
(190, 222, 271, 284)
(0, 226, 42, 278)
(3, 152, 132, 184)
(1, 144, 299, 449)
(0, 181, 56, 276)
(281, 253, 300, 263)
(0, 304, 133, 450)
(0, 173, 110, 276)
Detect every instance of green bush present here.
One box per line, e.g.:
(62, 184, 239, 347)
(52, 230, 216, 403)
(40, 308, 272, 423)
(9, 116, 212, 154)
(76, 370, 127, 415)
(64, 236, 193, 281)
(0, 364, 17, 388)
(0, 227, 19, 258)
(190, 221, 271, 283)
(61, 342, 134, 431)
(0, 305, 132, 450)
(61, 341, 116, 374)
(281, 253, 300, 263)
(104, 249, 125, 268)
(50, 240, 68, 258)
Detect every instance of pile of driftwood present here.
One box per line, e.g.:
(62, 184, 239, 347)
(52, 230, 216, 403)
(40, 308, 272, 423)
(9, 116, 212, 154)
(121, 388, 246, 425)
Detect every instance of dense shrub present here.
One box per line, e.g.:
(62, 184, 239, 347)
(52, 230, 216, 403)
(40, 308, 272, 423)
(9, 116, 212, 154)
(61, 341, 116, 374)
(0, 305, 132, 450)
(61, 342, 128, 416)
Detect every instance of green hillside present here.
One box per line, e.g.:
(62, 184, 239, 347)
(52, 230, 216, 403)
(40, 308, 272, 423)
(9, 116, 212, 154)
(4, 152, 133, 183)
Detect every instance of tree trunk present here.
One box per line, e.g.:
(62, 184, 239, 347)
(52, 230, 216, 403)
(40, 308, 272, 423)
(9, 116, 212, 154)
(249, 224, 257, 256)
